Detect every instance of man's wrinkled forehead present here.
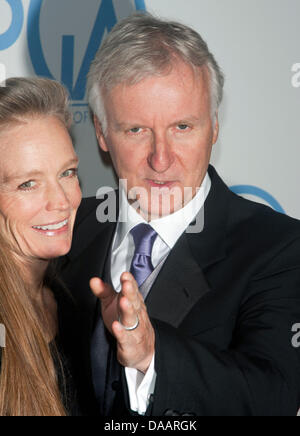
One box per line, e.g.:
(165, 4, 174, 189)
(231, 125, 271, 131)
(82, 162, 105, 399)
(101, 60, 211, 113)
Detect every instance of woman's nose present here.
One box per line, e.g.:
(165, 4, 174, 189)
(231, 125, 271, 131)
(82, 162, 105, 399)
(45, 183, 70, 212)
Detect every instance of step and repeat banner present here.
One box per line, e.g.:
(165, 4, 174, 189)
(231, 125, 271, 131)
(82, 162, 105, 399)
(1, 0, 300, 218)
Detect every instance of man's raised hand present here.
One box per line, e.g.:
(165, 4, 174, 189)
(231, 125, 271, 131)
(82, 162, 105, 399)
(90, 272, 155, 374)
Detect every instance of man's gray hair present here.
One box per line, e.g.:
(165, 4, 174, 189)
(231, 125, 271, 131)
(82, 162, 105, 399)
(87, 12, 224, 133)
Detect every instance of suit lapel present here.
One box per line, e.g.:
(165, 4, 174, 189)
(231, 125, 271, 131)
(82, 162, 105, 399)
(146, 233, 211, 328)
(186, 165, 230, 270)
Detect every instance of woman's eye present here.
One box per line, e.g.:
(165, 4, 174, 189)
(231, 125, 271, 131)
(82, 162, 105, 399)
(61, 168, 78, 178)
(18, 180, 36, 190)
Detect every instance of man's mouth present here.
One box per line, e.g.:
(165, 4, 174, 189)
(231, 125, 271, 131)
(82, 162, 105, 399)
(146, 179, 175, 188)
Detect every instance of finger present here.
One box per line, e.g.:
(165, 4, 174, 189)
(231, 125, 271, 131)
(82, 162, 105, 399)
(120, 271, 135, 284)
(118, 295, 139, 330)
(111, 321, 130, 354)
(89, 277, 115, 301)
(112, 319, 135, 347)
(120, 273, 141, 308)
(112, 320, 125, 339)
(120, 272, 139, 295)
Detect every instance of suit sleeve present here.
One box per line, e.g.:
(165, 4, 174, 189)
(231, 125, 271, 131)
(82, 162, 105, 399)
(147, 239, 300, 416)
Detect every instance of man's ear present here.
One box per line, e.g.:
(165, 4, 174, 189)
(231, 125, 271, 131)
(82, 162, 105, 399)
(212, 113, 219, 145)
(94, 115, 109, 152)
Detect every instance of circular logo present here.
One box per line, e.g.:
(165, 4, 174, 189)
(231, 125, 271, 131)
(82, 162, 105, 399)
(0, 0, 24, 50)
(28, 0, 146, 102)
(230, 185, 285, 214)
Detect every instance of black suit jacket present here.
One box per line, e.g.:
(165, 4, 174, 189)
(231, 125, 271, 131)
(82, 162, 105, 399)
(58, 165, 300, 416)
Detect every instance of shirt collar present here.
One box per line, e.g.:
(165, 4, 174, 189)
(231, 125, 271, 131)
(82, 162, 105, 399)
(115, 173, 211, 250)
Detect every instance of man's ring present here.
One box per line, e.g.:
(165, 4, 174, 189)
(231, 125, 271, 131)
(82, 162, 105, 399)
(118, 315, 139, 331)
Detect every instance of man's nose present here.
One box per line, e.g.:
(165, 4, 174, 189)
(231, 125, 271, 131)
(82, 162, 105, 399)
(45, 183, 70, 212)
(147, 133, 174, 173)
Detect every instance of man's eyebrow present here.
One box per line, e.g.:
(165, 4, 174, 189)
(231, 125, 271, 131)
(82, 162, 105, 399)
(113, 120, 137, 131)
(113, 116, 201, 130)
(2, 157, 79, 183)
(173, 116, 201, 124)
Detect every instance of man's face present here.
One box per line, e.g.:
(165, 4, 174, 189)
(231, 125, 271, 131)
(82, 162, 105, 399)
(95, 60, 219, 220)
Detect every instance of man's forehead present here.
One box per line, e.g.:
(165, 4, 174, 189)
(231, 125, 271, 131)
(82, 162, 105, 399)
(105, 60, 209, 98)
(103, 68, 210, 126)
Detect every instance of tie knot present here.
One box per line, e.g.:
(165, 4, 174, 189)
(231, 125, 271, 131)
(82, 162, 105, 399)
(130, 223, 157, 257)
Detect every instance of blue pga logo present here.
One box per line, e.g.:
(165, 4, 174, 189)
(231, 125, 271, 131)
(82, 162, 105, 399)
(230, 185, 285, 214)
(0, 0, 24, 51)
(0, 0, 145, 111)
(27, 0, 146, 124)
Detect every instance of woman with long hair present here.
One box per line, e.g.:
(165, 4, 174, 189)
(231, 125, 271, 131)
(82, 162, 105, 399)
(0, 77, 82, 416)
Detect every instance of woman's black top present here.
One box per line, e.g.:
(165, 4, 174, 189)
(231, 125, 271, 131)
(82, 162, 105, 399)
(50, 335, 80, 416)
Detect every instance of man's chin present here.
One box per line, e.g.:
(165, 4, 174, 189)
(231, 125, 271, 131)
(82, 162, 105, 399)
(137, 203, 179, 221)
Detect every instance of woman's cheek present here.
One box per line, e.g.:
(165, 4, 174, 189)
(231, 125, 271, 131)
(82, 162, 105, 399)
(0, 191, 43, 230)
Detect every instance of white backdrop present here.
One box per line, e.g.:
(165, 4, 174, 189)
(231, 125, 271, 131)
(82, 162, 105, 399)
(1, 0, 300, 218)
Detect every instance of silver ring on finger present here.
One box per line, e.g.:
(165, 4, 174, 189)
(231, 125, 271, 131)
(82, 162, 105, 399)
(118, 315, 139, 331)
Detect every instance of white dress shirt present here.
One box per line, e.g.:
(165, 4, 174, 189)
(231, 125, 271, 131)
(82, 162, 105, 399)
(110, 173, 211, 414)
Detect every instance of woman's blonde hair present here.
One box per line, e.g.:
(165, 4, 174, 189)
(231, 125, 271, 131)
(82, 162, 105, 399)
(0, 77, 71, 128)
(0, 77, 71, 416)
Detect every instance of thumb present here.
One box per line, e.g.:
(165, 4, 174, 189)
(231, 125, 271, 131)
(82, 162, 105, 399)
(89, 277, 116, 301)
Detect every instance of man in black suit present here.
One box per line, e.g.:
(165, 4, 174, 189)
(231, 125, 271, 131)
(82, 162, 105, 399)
(59, 13, 300, 416)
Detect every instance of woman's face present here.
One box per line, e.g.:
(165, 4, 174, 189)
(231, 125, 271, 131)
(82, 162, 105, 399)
(0, 116, 82, 261)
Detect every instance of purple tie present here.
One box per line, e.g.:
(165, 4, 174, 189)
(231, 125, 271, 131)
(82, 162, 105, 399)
(130, 223, 158, 288)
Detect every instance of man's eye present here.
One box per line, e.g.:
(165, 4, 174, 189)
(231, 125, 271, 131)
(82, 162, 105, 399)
(177, 124, 189, 131)
(19, 181, 36, 190)
(129, 127, 142, 134)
